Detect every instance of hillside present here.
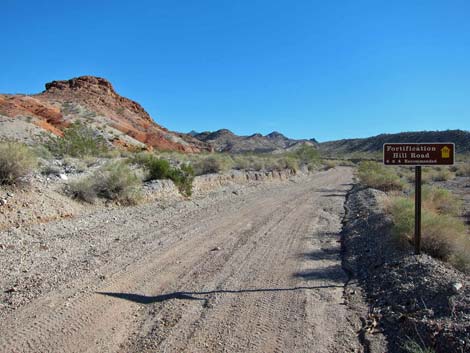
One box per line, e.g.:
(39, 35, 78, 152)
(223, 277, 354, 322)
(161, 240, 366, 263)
(191, 129, 317, 153)
(320, 130, 470, 154)
(0, 76, 210, 153)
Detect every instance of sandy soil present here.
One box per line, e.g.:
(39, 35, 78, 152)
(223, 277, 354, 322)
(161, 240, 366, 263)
(0, 167, 369, 353)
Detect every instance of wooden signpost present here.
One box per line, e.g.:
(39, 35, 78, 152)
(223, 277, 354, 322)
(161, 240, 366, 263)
(383, 143, 455, 254)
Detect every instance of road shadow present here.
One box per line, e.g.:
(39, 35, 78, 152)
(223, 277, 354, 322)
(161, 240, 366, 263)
(97, 284, 342, 304)
(315, 188, 346, 193)
(301, 248, 339, 261)
(293, 264, 346, 283)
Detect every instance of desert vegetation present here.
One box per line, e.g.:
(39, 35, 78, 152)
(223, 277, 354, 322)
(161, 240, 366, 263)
(0, 142, 37, 185)
(357, 159, 469, 273)
(187, 144, 320, 175)
(387, 186, 469, 273)
(68, 161, 142, 205)
(357, 161, 405, 191)
(43, 122, 109, 158)
(130, 152, 194, 197)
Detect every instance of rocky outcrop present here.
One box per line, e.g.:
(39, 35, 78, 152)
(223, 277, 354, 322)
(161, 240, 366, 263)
(0, 76, 211, 152)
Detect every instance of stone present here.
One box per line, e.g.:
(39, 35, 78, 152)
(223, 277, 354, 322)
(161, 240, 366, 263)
(451, 282, 463, 293)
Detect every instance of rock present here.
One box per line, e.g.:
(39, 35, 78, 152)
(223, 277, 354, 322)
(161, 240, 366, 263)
(211, 247, 221, 252)
(59, 173, 68, 180)
(451, 282, 463, 293)
(0, 199, 7, 206)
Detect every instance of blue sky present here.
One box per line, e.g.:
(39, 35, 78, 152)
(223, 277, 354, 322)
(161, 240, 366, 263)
(2, 0, 470, 141)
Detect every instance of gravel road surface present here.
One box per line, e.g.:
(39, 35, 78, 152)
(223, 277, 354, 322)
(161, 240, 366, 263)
(0, 167, 362, 353)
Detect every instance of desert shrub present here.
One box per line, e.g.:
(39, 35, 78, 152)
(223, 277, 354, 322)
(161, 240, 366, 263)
(44, 121, 108, 158)
(402, 339, 435, 353)
(167, 164, 194, 197)
(288, 145, 320, 166)
(101, 149, 122, 159)
(245, 155, 265, 171)
(270, 157, 299, 172)
(68, 178, 97, 203)
(145, 158, 171, 180)
(93, 162, 141, 204)
(323, 160, 337, 170)
(192, 155, 233, 175)
(389, 194, 470, 273)
(357, 161, 404, 191)
(69, 161, 141, 205)
(431, 168, 453, 181)
(232, 155, 249, 170)
(421, 186, 462, 216)
(456, 163, 470, 177)
(131, 153, 194, 196)
(33, 144, 53, 160)
(130, 151, 155, 167)
(0, 142, 37, 185)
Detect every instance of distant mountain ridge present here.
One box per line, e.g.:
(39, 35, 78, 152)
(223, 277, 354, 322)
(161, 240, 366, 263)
(190, 129, 317, 153)
(319, 130, 470, 154)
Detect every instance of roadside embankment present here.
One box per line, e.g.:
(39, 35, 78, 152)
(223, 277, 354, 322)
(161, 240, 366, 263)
(341, 185, 470, 353)
(0, 168, 300, 231)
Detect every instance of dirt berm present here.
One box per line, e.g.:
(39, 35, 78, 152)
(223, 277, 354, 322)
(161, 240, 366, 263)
(341, 185, 470, 353)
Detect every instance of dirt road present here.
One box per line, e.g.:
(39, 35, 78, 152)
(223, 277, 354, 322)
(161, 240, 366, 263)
(0, 167, 362, 353)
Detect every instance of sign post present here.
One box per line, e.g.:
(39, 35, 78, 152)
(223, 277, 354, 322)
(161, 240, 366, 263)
(414, 166, 421, 255)
(383, 143, 455, 255)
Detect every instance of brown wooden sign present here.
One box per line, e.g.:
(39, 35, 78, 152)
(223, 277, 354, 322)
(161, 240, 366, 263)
(383, 143, 455, 166)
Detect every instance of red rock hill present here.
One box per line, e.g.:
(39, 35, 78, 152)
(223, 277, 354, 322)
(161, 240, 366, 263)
(0, 76, 209, 152)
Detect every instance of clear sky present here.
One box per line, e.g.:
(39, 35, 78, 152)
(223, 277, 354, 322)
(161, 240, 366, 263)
(2, 0, 469, 141)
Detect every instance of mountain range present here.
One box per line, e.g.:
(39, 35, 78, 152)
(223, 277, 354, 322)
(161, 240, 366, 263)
(320, 130, 470, 154)
(1, 75, 468, 155)
(189, 129, 317, 153)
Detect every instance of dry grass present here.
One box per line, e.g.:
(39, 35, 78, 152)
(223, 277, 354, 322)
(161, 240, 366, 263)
(455, 163, 470, 177)
(387, 186, 470, 273)
(0, 142, 37, 185)
(69, 161, 142, 205)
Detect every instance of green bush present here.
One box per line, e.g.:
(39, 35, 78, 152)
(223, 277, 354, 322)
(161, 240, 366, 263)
(168, 164, 194, 197)
(357, 161, 404, 191)
(44, 121, 109, 158)
(147, 158, 171, 180)
(288, 145, 320, 166)
(69, 161, 141, 205)
(0, 142, 37, 185)
(131, 153, 194, 197)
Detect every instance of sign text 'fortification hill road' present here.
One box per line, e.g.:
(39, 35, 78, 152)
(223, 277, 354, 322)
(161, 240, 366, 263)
(383, 143, 455, 166)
